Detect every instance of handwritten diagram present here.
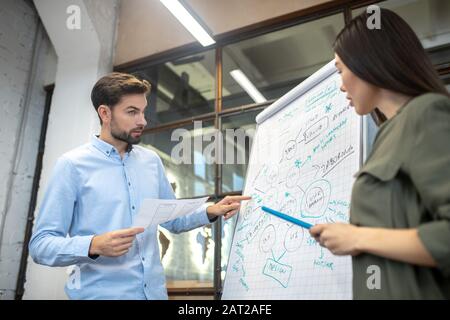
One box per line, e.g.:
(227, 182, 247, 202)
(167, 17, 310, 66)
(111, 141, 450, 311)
(223, 66, 360, 300)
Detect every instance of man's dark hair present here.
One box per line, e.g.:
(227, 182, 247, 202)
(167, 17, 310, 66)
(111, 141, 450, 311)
(91, 72, 151, 124)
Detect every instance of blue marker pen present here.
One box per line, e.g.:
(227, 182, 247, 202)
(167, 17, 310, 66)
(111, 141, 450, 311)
(261, 206, 313, 229)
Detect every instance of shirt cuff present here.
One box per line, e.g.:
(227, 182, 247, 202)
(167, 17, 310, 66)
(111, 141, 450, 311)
(193, 202, 212, 225)
(204, 202, 218, 223)
(418, 220, 450, 277)
(75, 235, 99, 261)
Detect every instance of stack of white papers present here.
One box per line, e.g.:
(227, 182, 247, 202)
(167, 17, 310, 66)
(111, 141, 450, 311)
(132, 197, 209, 228)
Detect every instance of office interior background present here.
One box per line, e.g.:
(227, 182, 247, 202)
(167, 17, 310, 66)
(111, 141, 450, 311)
(0, 0, 449, 300)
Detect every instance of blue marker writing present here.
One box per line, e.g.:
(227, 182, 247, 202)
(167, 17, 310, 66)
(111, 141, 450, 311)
(261, 206, 313, 230)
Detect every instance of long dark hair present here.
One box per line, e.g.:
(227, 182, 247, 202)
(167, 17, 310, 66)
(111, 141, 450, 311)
(334, 8, 449, 125)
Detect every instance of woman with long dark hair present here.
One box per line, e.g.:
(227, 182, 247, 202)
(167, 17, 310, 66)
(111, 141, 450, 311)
(310, 8, 450, 299)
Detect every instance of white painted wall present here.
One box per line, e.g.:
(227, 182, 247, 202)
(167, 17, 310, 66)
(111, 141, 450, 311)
(0, 0, 57, 300)
(22, 0, 119, 299)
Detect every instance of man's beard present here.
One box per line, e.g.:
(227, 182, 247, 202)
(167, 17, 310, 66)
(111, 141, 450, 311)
(110, 121, 142, 145)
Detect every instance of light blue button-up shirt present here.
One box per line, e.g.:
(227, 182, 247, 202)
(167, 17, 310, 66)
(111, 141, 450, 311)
(29, 135, 211, 299)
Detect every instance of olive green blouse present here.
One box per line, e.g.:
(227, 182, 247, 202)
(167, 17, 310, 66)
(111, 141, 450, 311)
(350, 93, 450, 299)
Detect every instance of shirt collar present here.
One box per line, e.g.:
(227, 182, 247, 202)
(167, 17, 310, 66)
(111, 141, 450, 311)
(91, 135, 133, 157)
